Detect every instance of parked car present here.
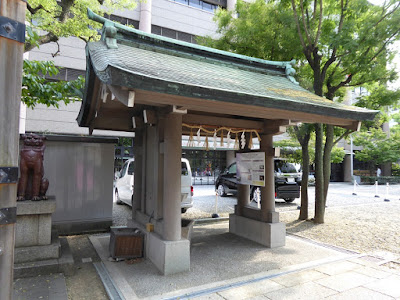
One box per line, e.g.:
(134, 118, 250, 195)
(215, 159, 301, 203)
(114, 158, 194, 213)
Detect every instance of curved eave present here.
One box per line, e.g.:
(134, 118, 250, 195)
(78, 63, 377, 126)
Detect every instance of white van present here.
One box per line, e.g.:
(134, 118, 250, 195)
(114, 158, 194, 213)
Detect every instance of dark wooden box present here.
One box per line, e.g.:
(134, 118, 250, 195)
(109, 227, 144, 259)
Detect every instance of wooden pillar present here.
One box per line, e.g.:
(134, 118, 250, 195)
(260, 134, 277, 222)
(0, 0, 26, 298)
(236, 133, 251, 216)
(132, 129, 144, 219)
(163, 113, 182, 241)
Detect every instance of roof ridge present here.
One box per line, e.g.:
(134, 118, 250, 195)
(87, 8, 299, 84)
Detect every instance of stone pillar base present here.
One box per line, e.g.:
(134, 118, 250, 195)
(147, 233, 190, 275)
(229, 214, 286, 248)
(16, 198, 56, 247)
(14, 232, 61, 263)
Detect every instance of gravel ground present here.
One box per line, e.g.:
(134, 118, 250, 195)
(112, 182, 400, 262)
(88, 182, 400, 300)
(280, 183, 400, 262)
(64, 235, 108, 300)
(280, 203, 400, 259)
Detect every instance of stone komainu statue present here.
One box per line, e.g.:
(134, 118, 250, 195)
(17, 134, 49, 201)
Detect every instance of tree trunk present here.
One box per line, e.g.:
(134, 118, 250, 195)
(323, 124, 334, 204)
(314, 123, 325, 224)
(382, 162, 391, 176)
(299, 134, 311, 220)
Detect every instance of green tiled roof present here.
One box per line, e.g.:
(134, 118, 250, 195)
(87, 41, 376, 121)
(81, 9, 378, 125)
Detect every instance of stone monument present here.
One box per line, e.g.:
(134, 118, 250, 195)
(14, 134, 60, 266)
(17, 133, 49, 201)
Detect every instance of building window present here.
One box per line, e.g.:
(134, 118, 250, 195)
(44, 68, 85, 81)
(151, 25, 198, 44)
(104, 14, 139, 29)
(189, 0, 202, 9)
(162, 27, 177, 39)
(104, 14, 198, 44)
(170, 0, 224, 12)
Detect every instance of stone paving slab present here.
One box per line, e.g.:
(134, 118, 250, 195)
(313, 260, 362, 276)
(13, 273, 68, 300)
(90, 221, 354, 299)
(270, 269, 328, 287)
(315, 271, 376, 292)
(216, 279, 282, 300)
(264, 281, 338, 300)
(363, 274, 400, 298)
(195, 294, 226, 300)
(325, 286, 395, 300)
(353, 266, 393, 279)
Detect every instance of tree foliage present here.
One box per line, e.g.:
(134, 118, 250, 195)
(200, 0, 400, 223)
(23, 0, 137, 107)
(353, 127, 400, 166)
(274, 133, 345, 164)
(285, 0, 399, 223)
(22, 61, 84, 108)
(197, 0, 303, 61)
(25, 0, 137, 53)
(355, 84, 400, 127)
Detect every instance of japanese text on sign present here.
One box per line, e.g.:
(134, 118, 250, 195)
(236, 152, 265, 186)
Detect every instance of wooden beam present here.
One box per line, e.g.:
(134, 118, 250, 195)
(92, 117, 136, 132)
(182, 114, 264, 130)
(262, 119, 291, 135)
(107, 84, 136, 107)
(343, 121, 361, 131)
(143, 109, 157, 125)
(132, 89, 357, 129)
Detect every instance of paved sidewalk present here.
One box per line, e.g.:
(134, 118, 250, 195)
(189, 255, 400, 300)
(89, 220, 400, 300)
(13, 273, 68, 300)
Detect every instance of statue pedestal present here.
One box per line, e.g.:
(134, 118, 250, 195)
(15, 197, 60, 263)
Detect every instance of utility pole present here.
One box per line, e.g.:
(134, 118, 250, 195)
(0, 0, 26, 299)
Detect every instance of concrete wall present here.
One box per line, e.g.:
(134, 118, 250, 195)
(152, 0, 217, 37)
(36, 135, 117, 234)
(29, 37, 86, 71)
(24, 102, 134, 137)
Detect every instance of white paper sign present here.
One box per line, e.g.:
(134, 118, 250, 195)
(236, 152, 265, 186)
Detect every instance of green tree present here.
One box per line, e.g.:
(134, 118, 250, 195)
(22, 60, 84, 108)
(26, 0, 137, 52)
(276, 127, 346, 219)
(353, 127, 400, 170)
(201, 0, 400, 223)
(23, 0, 137, 108)
(289, 0, 400, 223)
(351, 84, 400, 175)
(198, 0, 303, 61)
